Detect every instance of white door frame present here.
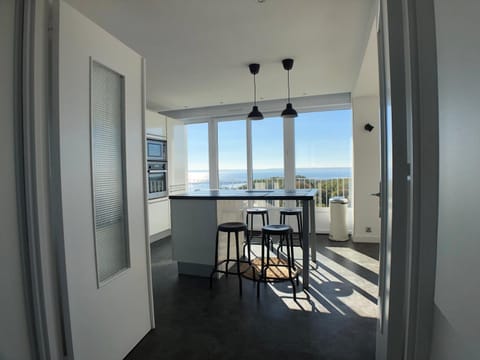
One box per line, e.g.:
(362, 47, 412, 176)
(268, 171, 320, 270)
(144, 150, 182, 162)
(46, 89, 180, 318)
(19, 0, 439, 359)
(397, 0, 439, 358)
(377, 0, 439, 359)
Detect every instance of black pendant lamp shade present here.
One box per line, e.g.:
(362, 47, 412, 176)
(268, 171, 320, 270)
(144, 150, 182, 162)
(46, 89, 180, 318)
(281, 58, 298, 118)
(247, 63, 264, 120)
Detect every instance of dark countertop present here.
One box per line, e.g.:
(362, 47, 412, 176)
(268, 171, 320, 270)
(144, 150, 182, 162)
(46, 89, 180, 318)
(169, 189, 317, 200)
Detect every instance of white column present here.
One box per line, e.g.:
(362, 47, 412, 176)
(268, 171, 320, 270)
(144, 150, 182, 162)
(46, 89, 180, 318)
(208, 118, 219, 189)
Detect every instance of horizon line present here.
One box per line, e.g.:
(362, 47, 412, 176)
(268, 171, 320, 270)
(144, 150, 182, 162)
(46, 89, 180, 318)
(188, 166, 352, 172)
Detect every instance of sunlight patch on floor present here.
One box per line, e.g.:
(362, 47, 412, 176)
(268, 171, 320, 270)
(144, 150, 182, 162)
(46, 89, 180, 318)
(325, 246, 380, 274)
(310, 250, 379, 299)
(248, 243, 378, 318)
(260, 254, 377, 318)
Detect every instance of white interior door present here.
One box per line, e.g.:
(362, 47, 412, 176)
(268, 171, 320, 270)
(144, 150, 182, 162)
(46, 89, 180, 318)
(54, 2, 153, 359)
(376, 6, 394, 354)
(376, 0, 410, 358)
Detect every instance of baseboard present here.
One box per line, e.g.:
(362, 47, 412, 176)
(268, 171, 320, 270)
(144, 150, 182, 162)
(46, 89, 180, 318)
(149, 229, 171, 243)
(352, 235, 380, 243)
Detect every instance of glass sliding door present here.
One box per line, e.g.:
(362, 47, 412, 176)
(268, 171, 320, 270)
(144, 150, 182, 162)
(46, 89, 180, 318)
(251, 116, 284, 190)
(295, 110, 353, 207)
(186, 123, 210, 191)
(183, 110, 353, 208)
(218, 119, 247, 190)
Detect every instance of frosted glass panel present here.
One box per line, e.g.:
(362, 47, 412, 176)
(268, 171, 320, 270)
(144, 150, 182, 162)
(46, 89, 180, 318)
(91, 61, 129, 284)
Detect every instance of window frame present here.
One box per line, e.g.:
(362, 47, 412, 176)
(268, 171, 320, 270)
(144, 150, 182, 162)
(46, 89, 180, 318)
(183, 98, 352, 198)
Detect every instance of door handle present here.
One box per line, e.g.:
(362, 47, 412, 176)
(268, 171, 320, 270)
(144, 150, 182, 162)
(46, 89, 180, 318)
(372, 191, 381, 218)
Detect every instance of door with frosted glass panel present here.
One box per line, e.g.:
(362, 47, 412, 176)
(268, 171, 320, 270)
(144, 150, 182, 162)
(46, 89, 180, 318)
(54, 2, 153, 359)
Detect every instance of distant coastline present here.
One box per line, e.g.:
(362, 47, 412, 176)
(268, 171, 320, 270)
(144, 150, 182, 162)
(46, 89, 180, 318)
(188, 167, 352, 190)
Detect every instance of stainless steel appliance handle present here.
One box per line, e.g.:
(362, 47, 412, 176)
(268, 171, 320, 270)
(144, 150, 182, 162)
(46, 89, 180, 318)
(148, 170, 167, 174)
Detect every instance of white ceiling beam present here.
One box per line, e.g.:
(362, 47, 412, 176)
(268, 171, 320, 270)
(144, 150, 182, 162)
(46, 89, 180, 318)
(161, 93, 351, 123)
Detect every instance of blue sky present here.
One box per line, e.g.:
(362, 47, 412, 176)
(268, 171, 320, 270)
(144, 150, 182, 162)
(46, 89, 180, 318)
(187, 109, 352, 171)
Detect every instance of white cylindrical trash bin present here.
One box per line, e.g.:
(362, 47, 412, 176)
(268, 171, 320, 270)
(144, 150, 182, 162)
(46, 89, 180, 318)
(329, 197, 349, 241)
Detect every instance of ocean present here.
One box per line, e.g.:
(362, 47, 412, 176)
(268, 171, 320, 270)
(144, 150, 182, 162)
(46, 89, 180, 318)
(188, 167, 352, 190)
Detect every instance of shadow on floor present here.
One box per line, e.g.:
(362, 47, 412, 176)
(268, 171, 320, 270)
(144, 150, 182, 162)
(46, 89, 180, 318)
(125, 235, 379, 360)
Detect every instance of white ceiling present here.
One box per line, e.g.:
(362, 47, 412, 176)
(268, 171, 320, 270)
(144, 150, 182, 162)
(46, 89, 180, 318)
(65, 0, 376, 112)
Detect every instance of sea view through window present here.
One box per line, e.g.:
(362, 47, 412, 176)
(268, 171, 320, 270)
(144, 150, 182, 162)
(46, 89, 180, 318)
(189, 167, 352, 190)
(186, 110, 352, 206)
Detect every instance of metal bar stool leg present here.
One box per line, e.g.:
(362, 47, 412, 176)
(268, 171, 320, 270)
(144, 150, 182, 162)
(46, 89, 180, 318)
(244, 212, 250, 257)
(278, 213, 285, 256)
(286, 229, 296, 301)
(235, 230, 243, 296)
(297, 212, 303, 248)
(245, 228, 251, 264)
(225, 231, 230, 277)
(257, 230, 267, 299)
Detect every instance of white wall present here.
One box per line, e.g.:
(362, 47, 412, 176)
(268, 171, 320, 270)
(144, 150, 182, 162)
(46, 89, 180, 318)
(351, 96, 381, 243)
(431, 0, 480, 358)
(0, 1, 33, 359)
(351, 18, 381, 244)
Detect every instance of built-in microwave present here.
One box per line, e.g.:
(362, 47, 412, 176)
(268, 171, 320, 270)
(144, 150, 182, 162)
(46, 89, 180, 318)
(147, 138, 167, 162)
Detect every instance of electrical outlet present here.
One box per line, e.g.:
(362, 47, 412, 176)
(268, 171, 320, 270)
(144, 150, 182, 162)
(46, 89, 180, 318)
(365, 227, 372, 233)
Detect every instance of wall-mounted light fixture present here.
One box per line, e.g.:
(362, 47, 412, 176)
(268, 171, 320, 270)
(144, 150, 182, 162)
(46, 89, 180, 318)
(280, 58, 298, 119)
(247, 63, 264, 121)
(364, 123, 374, 132)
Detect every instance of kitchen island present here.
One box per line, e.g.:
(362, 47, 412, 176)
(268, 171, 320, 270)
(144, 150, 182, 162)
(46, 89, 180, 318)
(169, 189, 317, 288)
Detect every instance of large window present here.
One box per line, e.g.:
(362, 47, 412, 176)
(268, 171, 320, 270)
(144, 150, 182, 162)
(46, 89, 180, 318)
(251, 116, 284, 189)
(186, 123, 209, 191)
(295, 110, 353, 207)
(218, 120, 247, 189)
(184, 109, 352, 206)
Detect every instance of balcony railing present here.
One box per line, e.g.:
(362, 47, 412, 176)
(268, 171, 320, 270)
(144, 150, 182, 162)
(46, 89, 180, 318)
(295, 177, 351, 208)
(194, 174, 352, 208)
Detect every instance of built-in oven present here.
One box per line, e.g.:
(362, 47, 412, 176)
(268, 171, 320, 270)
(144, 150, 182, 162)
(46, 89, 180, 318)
(147, 161, 168, 199)
(147, 137, 167, 162)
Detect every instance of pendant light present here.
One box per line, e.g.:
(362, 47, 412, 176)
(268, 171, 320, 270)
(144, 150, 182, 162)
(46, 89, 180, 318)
(247, 63, 264, 120)
(280, 58, 298, 118)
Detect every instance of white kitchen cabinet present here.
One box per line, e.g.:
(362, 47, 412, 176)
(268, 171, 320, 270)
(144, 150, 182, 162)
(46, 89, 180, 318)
(146, 109, 166, 138)
(166, 116, 187, 192)
(148, 198, 170, 241)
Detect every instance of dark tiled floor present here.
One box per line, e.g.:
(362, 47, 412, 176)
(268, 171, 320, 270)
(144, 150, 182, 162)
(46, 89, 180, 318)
(125, 235, 379, 360)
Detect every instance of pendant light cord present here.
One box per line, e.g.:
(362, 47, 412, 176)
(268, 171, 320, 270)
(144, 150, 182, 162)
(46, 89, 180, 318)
(253, 74, 257, 106)
(287, 70, 291, 103)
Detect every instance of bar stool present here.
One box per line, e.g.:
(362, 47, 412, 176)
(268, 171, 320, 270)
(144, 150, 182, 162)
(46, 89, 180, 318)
(244, 208, 269, 261)
(256, 224, 300, 301)
(209, 222, 250, 296)
(278, 208, 303, 256)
